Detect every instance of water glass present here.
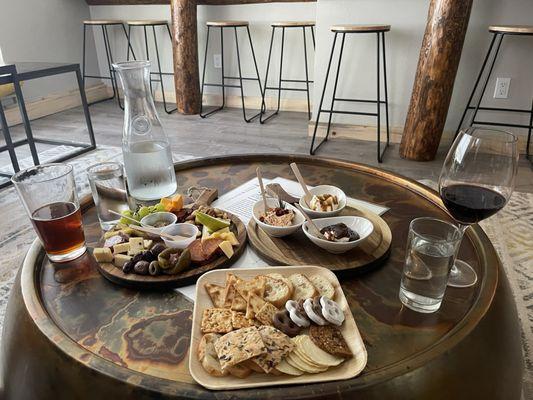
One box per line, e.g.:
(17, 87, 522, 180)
(399, 217, 462, 313)
(11, 163, 86, 263)
(87, 162, 128, 231)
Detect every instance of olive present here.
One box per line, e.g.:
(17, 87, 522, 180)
(122, 260, 134, 274)
(141, 250, 156, 263)
(134, 260, 150, 275)
(131, 253, 144, 264)
(150, 243, 166, 257)
(148, 260, 161, 276)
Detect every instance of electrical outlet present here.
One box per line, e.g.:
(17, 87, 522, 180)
(494, 77, 511, 99)
(213, 54, 222, 69)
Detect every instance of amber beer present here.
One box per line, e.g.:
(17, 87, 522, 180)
(30, 202, 85, 255)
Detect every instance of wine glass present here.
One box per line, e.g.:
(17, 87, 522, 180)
(438, 127, 518, 288)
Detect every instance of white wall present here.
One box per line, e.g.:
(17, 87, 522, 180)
(0, 0, 99, 102)
(89, 0, 533, 140)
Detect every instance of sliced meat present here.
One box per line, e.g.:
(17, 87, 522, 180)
(188, 239, 224, 265)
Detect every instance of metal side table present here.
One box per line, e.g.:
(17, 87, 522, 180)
(0, 62, 96, 188)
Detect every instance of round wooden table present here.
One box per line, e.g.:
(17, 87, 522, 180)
(1, 155, 523, 399)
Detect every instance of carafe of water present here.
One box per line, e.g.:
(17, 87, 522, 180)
(113, 60, 176, 201)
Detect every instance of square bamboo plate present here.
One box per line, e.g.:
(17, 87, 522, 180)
(189, 265, 368, 390)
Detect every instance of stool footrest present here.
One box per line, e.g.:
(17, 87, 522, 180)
(466, 105, 532, 114)
(84, 75, 113, 80)
(335, 97, 386, 104)
(203, 83, 241, 89)
(265, 87, 309, 92)
(223, 76, 260, 81)
(320, 109, 379, 117)
(472, 120, 533, 129)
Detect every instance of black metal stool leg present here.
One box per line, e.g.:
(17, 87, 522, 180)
(455, 33, 498, 138)
(142, 25, 153, 94)
(0, 102, 20, 173)
(527, 97, 533, 161)
(310, 32, 338, 155)
(12, 73, 39, 166)
(275, 27, 286, 116)
(246, 25, 263, 115)
(376, 32, 383, 163)
(382, 32, 390, 148)
(75, 67, 96, 149)
(153, 25, 177, 114)
(122, 23, 137, 61)
(311, 26, 316, 50)
(101, 26, 118, 102)
(200, 26, 225, 118)
(303, 26, 311, 120)
(104, 25, 123, 110)
(234, 27, 261, 123)
(82, 24, 87, 85)
(260, 26, 276, 124)
(324, 33, 346, 142)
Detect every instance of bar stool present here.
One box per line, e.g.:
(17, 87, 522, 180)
(200, 21, 263, 122)
(310, 25, 391, 163)
(82, 19, 136, 109)
(260, 21, 315, 123)
(126, 20, 176, 114)
(455, 25, 533, 160)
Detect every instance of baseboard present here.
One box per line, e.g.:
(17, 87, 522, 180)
(4, 83, 110, 127)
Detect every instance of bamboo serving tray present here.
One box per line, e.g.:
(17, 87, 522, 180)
(247, 206, 392, 274)
(189, 265, 368, 390)
(95, 211, 247, 289)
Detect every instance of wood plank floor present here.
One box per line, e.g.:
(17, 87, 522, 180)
(1, 100, 532, 193)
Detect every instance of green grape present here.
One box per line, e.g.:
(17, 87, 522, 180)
(137, 206, 151, 218)
(155, 203, 166, 212)
(121, 210, 133, 217)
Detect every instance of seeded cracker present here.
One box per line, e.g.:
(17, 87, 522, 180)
(201, 308, 233, 333)
(251, 326, 294, 373)
(231, 310, 254, 329)
(254, 302, 278, 326)
(214, 326, 266, 369)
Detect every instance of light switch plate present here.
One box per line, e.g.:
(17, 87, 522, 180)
(213, 54, 222, 69)
(494, 77, 511, 99)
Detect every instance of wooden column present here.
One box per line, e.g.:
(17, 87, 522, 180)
(170, 0, 201, 114)
(400, 0, 473, 161)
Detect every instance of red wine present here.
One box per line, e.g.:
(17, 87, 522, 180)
(441, 184, 506, 224)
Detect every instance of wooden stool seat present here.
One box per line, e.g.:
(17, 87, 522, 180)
(83, 19, 123, 25)
(271, 21, 315, 27)
(206, 21, 249, 27)
(331, 24, 391, 33)
(126, 20, 168, 26)
(489, 25, 533, 35)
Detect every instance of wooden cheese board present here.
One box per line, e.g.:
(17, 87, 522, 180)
(189, 265, 368, 390)
(247, 206, 391, 275)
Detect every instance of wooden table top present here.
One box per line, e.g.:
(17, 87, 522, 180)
(28, 155, 498, 398)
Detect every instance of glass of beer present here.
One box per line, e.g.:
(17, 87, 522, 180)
(12, 163, 86, 263)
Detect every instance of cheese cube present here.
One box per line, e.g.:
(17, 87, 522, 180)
(128, 237, 144, 255)
(143, 240, 153, 249)
(219, 241, 234, 259)
(113, 242, 130, 254)
(114, 254, 132, 268)
(93, 247, 114, 263)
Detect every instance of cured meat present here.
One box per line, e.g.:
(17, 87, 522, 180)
(189, 239, 224, 265)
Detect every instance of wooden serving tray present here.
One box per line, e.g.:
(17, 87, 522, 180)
(247, 206, 392, 275)
(95, 211, 247, 290)
(189, 266, 368, 390)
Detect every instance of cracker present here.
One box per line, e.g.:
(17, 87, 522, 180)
(235, 276, 266, 300)
(230, 291, 247, 312)
(246, 291, 266, 319)
(231, 310, 254, 329)
(251, 326, 294, 373)
(214, 326, 266, 369)
(254, 302, 278, 326)
(309, 325, 352, 358)
(204, 283, 225, 308)
(201, 308, 233, 334)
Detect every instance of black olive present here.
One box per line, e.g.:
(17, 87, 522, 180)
(150, 243, 166, 257)
(141, 250, 156, 262)
(148, 260, 161, 276)
(134, 260, 150, 275)
(131, 253, 144, 264)
(122, 260, 134, 274)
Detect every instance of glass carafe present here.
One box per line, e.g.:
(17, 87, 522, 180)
(113, 61, 176, 201)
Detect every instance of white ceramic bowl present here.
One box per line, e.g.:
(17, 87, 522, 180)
(299, 185, 347, 218)
(161, 223, 199, 249)
(140, 212, 178, 233)
(302, 216, 373, 254)
(252, 198, 305, 238)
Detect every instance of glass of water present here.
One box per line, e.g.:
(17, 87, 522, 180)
(87, 162, 129, 231)
(399, 217, 462, 313)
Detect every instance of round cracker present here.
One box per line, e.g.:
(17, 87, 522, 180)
(286, 352, 328, 373)
(299, 335, 344, 367)
(275, 359, 304, 376)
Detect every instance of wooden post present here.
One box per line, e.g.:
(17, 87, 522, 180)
(400, 0, 473, 161)
(170, 0, 201, 114)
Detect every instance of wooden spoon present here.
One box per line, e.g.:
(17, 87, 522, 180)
(129, 224, 189, 241)
(294, 203, 326, 240)
(256, 166, 269, 213)
(108, 209, 138, 225)
(290, 162, 313, 206)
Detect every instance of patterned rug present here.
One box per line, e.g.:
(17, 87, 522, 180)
(0, 149, 530, 396)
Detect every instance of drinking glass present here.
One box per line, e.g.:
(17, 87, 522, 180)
(87, 162, 129, 231)
(12, 163, 86, 263)
(439, 127, 518, 288)
(399, 217, 463, 313)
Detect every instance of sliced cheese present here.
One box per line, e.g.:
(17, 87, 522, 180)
(113, 242, 130, 254)
(143, 239, 153, 249)
(219, 240, 234, 258)
(93, 247, 113, 263)
(128, 237, 144, 255)
(114, 254, 132, 267)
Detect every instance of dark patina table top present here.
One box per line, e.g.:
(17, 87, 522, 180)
(1, 155, 523, 399)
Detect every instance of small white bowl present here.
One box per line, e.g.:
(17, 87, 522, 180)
(161, 223, 199, 249)
(302, 216, 373, 254)
(140, 212, 178, 233)
(299, 185, 347, 218)
(252, 198, 305, 238)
